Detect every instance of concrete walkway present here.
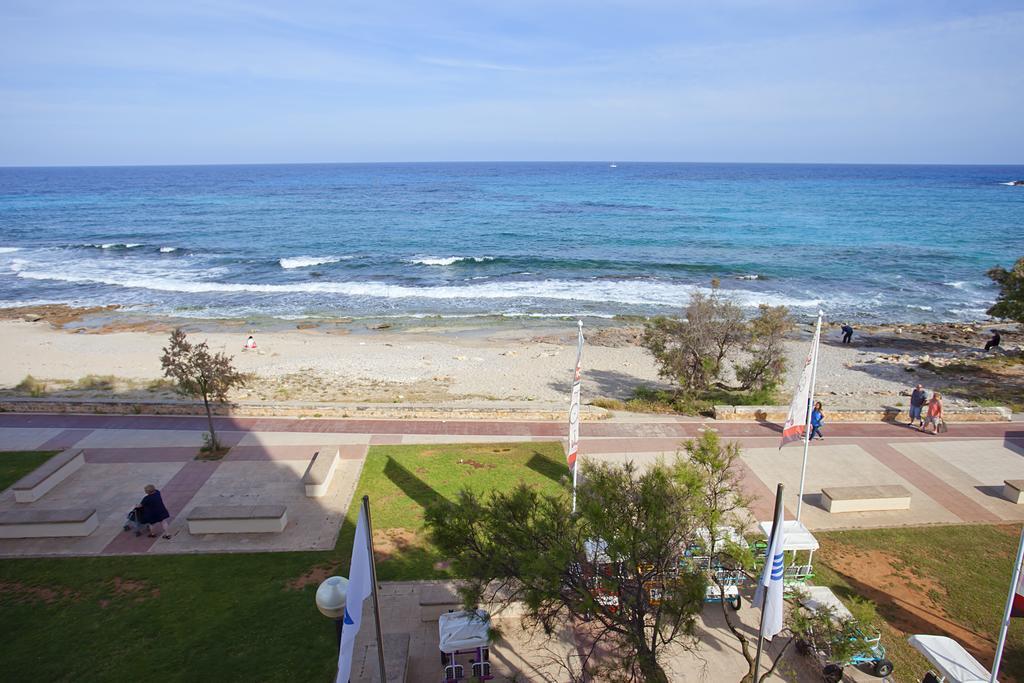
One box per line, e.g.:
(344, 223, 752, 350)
(1, 413, 1022, 559)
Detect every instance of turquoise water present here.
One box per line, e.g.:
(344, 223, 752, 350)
(0, 162, 1021, 322)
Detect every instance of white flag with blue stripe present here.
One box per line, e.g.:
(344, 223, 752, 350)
(753, 511, 787, 640)
(336, 504, 372, 683)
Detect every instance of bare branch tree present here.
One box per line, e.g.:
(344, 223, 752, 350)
(160, 328, 246, 452)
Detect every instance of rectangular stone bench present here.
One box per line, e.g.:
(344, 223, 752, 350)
(821, 485, 911, 513)
(186, 505, 287, 534)
(419, 583, 462, 622)
(1003, 480, 1024, 504)
(0, 508, 98, 538)
(12, 449, 85, 503)
(302, 448, 340, 498)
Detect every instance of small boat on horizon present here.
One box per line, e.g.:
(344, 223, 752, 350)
(609, 163, 618, 168)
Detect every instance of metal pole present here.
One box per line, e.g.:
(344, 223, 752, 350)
(570, 320, 583, 513)
(335, 618, 343, 654)
(796, 312, 822, 522)
(753, 482, 785, 682)
(572, 462, 578, 513)
(992, 526, 1024, 682)
(362, 495, 388, 683)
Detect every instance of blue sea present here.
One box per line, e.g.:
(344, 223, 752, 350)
(0, 163, 1022, 323)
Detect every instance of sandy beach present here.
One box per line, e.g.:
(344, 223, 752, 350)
(1, 307, 1020, 412)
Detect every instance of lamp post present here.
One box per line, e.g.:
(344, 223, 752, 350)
(315, 576, 349, 653)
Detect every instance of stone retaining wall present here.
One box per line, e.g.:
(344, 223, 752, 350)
(0, 397, 607, 422)
(712, 404, 1011, 422)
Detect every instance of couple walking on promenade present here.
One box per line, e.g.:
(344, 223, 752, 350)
(909, 384, 945, 434)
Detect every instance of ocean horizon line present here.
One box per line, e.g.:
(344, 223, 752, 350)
(3, 160, 1024, 171)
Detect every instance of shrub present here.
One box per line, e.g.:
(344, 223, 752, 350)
(14, 375, 47, 397)
(73, 374, 117, 391)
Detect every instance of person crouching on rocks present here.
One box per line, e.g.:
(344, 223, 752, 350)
(136, 484, 172, 539)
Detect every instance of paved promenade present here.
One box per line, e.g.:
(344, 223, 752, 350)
(1, 412, 1021, 558)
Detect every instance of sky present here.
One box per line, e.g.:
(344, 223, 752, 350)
(0, 0, 1022, 166)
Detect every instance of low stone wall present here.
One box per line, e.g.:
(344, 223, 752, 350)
(712, 404, 1011, 422)
(0, 397, 608, 422)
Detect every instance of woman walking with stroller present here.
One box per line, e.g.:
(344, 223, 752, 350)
(921, 392, 945, 435)
(135, 484, 172, 539)
(810, 401, 825, 440)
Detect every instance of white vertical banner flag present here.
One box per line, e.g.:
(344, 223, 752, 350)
(336, 504, 372, 683)
(780, 314, 822, 448)
(753, 509, 787, 640)
(567, 321, 583, 472)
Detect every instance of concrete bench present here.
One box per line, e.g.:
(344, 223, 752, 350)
(1003, 480, 1024, 504)
(0, 508, 98, 538)
(302, 448, 340, 497)
(186, 505, 287, 534)
(821, 485, 911, 513)
(419, 583, 462, 622)
(11, 449, 85, 503)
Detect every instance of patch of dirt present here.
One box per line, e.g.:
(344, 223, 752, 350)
(823, 543, 996, 666)
(457, 458, 496, 470)
(286, 563, 338, 591)
(373, 528, 421, 559)
(0, 580, 80, 604)
(111, 577, 160, 603)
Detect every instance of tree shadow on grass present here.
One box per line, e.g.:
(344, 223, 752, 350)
(527, 451, 569, 486)
(384, 456, 441, 512)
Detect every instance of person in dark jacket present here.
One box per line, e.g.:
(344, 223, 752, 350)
(985, 330, 1001, 352)
(136, 484, 171, 539)
(840, 323, 854, 344)
(809, 401, 825, 440)
(909, 384, 927, 427)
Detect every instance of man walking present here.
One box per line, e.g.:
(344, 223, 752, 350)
(908, 384, 927, 427)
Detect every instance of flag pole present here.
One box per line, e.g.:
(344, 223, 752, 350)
(362, 495, 388, 683)
(754, 482, 785, 682)
(992, 526, 1024, 682)
(570, 320, 583, 513)
(795, 312, 822, 522)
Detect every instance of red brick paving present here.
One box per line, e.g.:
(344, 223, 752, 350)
(35, 428, 94, 450)
(2, 412, 1018, 440)
(860, 441, 1001, 523)
(83, 447, 200, 463)
(101, 460, 219, 555)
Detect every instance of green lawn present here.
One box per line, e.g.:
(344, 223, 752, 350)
(0, 451, 59, 491)
(814, 524, 1023, 683)
(0, 442, 569, 682)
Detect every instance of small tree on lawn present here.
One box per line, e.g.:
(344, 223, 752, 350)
(642, 282, 745, 395)
(160, 328, 246, 451)
(737, 305, 794, 392)
(987, 256, 1024, 323)
(426, 461, 708, 682)
(677, 429, 794, 683)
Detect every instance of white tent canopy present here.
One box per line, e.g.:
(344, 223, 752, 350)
(758, 520, 819, 552)
(439, 609, 491, 653)
(908, 635, 991, 683)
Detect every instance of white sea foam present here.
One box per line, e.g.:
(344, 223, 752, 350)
(159, 246, 178, 253)
(409, 256, 494, 266)
(943, 281, 966, 289)
(1000, 181, 1022, 186)
(91, 243, 143, 249)
(11, 261, 822, 310)
(279, 255, 346, 269)
(735, 274, 762, 281)
(0, 247, 20, 253)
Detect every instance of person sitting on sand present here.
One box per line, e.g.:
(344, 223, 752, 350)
(840, 323, 854, 344)
(985, 330, 1001, 352)
(908, 383, 927, 427)
(243, 335, 257, 350)
(135, 484, 171, 539)
(809, 401, 824, 440)
(921, 392, 944, 434)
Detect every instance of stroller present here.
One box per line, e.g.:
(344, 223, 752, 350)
(123, 508, 146, 536)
